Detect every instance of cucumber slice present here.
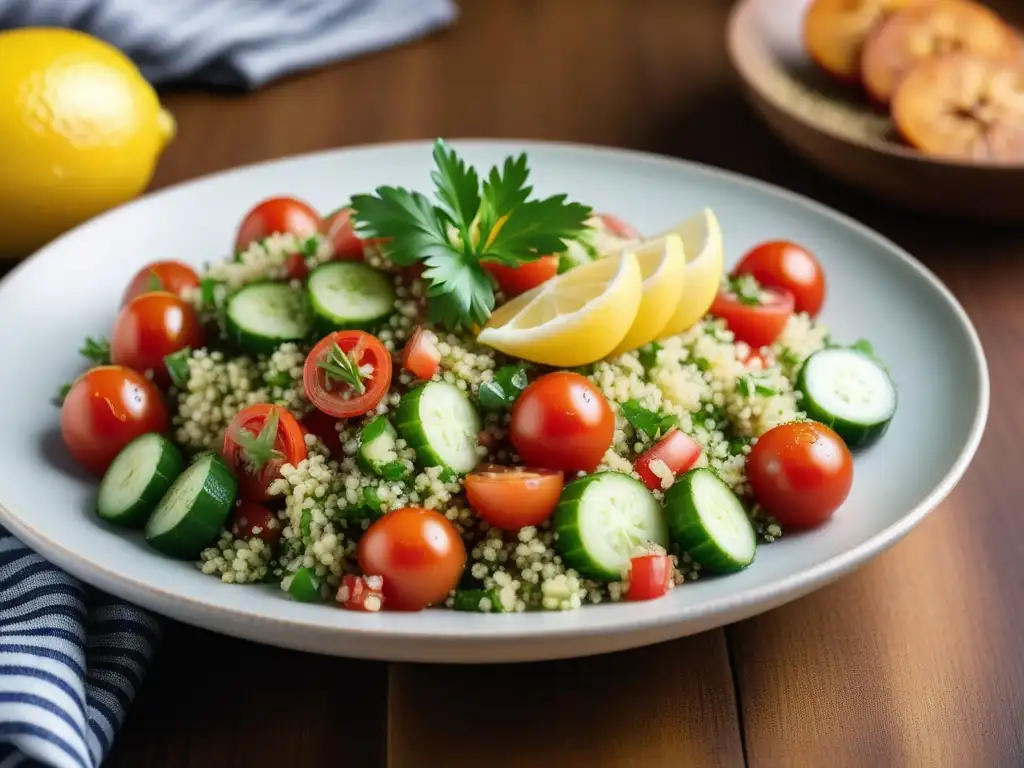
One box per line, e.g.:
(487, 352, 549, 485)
(357, 415, 407, 478)
(96, 433, 184, 528)
(306, 262, 396, 332)
(144, 452, 238, 559)
(797, 347, 897, 448)
(665, 468, 756, 574)
(553, 471, 670, 581)
(394, 382, 481, 475)
(225, 281, 310, 355)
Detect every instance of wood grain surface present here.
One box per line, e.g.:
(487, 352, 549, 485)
(88, 0, 1021, 765)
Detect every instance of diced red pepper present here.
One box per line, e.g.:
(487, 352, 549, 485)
(337, 574, 386, 612)
(625, 554, 673, 602)
(634, 429, 702, 491)
(400, 327, 441, 380)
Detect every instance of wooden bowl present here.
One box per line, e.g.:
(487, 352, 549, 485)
(726, 0, 1024, 223)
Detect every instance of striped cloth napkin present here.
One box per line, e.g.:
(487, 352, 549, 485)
(0, 0, 458, 89)
(0, 527, 160, 768)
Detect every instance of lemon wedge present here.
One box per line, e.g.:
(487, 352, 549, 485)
(655, 208, 724, 339)
(477, 250, 643, 367)
(608, 234, 687, 356)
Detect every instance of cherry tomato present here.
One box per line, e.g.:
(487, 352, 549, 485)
(60, 366, 169, 476)
(633, 429, 703, 491)
(322, 207, 365, 261)
(400, 327, 441, 380)
(734, 240, 826, 317)
(230, 501, 282, 546)
(303, 331, 392, 418)
(336, 574, 385, 612)
(222, 404, 308, 500)
(235, 196, 322, 253)
(302, 409, 343, 456)
(357, 507, 466, 611)
(625, 554, 674, 601)
(111, 292, 205, 387)
(509, 372, 615, 473)
(710, 287, 794, 349)
(465, 465, 564, 531)
(483, 255, 558, 297)
(594, 213, 641, 241)
(122, 261, 200, 306)
(746, 421, 853, 529)
(283, 252, 309, 281)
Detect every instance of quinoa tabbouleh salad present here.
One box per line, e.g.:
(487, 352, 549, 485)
(56, 139, 898, 614)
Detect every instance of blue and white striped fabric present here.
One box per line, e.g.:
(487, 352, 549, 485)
(0, 526, 160, 768)
(0, 0, 458, 89)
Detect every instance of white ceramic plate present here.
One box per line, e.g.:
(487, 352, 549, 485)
(0, 140, 988, 663)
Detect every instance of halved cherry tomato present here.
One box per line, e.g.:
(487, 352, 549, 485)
(322, 207, 365, 261)
(222, 404, 308, 500)
(357, 507, 466, 611)
(283, 252, 309, 281)
(60, 366, 169, 476)
(746, 421, 853, 529)
(111, 292, 205, 387)
(634, 429, 703, 491)
(509, 372, 615, 473)
(235, 196, 322, 253)
(710, 287, 794, 349)
(465, 465, 564, 531)
(625, 554, 674, 601)
(337, 574, 385, 612)
(122, 261, 200, 306)
(230, 501, 282, 546)
(483, 255, 558, 297)
(733, 240, 826, 317)
(594, 212, 641, 241)
(302, 409, 343, 456)
(303, 331, 392, 418)
(400, 327, 441, 380)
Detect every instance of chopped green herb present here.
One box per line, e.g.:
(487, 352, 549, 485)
(299, 508, 313, 541)
(452, 588, 504, 612)
(199, 277, 225, 309)
(317, 342, 367, 394)
(691, 356, 710, 373)
(778, 348, 802, 368)
(288, 568, 321, 602)
(850, 338, 874, 356)
(145, 269, 164, 292)
(620, 399, 677, 441)
(736, 374, 777, 398)
(638, 342, 663, 374)
(362, 486, 383, 518)
(729, 436, 752, 456)
(53, 382, 72, 407)
(727, 273, 763, 306)
(164, 348, 191, 389)
(478, 364, 530, 411)
(79, 336, 110, 365)
(231, 406, 284, 473)
(264, 370, 293, 389)
(302, 236, 320, 257)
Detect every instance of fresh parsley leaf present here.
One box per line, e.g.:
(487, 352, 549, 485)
(350, 186, 451, 267)
(729, 435, 752, 456)
(317, 343, 368, 393)
(422, 251, 494, 329)
(164, 348, 192, 389)
(54, 382, 72, 407)
(452, 587, 506, 613)
(478, 364, 530, 411)
(302, 236, 320, 257)
(79, 336, 110, 365)
(620, 399, 677, 441)
(431, 138, 481, 236)
(638, 342, 663, 375)
(728, 273, 763, 306)
(486, 195, 592, 265)
(479, 152, 531, 239)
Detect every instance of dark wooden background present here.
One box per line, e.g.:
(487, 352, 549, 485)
(101, 1, 1024, 765)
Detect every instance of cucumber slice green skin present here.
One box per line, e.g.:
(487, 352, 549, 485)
(796, 349, 897, 449)
(394, 382, 481, 477)
(96, 433, 184, 529)
(553, 471, 670, 582)
(144, 452, 238, 560)
(224, 281, 311, 355)
(357, 416, 399, 476)
(665, 468, 756, 575)
(306, 262, 397, 334)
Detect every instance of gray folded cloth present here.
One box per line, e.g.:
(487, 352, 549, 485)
(0, 0, 458, 89)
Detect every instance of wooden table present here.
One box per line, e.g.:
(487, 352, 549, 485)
(103, 1, 1024, 765)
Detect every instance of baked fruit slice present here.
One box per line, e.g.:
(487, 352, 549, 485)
(803, 0, 924, 85)
(891, 52, 1024, 161)
(861, 0, 1017, 105)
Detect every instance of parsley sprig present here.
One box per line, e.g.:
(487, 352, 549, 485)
(233, 407, 284, 474)
(317, 342, 367, 394)
(351, 139, 592, 329)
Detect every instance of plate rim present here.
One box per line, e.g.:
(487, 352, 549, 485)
(0, 137, 991, 649)
(726, 0, 1024, 172)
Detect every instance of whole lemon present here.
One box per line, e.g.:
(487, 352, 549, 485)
(0, 28, 176, 258)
